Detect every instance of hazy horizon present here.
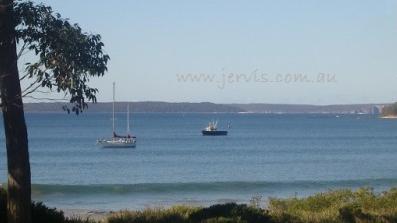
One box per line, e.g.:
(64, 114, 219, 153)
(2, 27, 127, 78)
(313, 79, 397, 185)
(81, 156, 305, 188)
(23, 100, 390, 106)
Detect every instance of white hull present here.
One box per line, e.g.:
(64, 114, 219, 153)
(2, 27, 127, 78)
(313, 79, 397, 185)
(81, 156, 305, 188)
(97, 138, 136, 148)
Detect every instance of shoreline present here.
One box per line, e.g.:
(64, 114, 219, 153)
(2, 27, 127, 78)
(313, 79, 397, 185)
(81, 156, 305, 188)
(380, 115, 397, 119)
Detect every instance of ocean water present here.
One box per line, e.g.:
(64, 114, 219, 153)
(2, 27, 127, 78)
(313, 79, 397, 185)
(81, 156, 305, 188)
(1, 113, 397, 210)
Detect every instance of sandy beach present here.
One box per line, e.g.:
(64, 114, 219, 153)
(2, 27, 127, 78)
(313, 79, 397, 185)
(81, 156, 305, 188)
(379, 115, 397, 119)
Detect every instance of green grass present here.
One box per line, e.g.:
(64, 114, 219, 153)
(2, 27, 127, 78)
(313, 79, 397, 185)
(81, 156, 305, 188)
(268, 187, 397, 223)
(2, 187, 397, 223)
(107, 188, 397, 223)
(106, 203, 272, 223)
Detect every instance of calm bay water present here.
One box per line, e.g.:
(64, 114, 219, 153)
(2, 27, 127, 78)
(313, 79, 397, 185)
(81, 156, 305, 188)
(1, 113, 397, 210)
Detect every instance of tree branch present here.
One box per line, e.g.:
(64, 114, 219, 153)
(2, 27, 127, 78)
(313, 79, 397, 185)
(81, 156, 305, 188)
(17, 42, 27, 59)
(24, 95, 68, 102)
(19, 72, 29, 81)
(22, 83, 42, 97)
(21, 72, 53, 97)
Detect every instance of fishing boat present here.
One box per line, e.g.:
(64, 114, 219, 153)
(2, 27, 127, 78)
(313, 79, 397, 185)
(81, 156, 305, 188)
(97, 83, 136, 148)
(202, 121, 228, 136)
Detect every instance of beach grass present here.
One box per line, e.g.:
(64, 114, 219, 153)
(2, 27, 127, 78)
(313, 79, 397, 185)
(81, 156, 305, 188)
(2, 187, 397, 223)
(106, 203, 271, 223)
(268, 187, 397, 223)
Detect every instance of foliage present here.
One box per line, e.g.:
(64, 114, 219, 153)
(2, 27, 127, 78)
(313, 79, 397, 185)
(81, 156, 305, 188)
(107, 203, 272, 223)
(268, 187, 397, 223)
(249, 195, 263, 209)
(106, 206, 191, 223)
(30, 202, 66, 223)
(0, 188, 95, 223)
(11, 0, 109, 114)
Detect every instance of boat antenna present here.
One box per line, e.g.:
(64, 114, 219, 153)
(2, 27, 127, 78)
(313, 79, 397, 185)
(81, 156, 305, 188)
(112, 82, 115, 135)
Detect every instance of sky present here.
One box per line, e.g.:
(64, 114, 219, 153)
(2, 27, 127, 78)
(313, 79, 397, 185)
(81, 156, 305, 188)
(29, 0, 397, 104)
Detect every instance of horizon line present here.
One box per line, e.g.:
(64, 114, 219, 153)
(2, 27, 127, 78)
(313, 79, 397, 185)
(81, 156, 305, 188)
(23, 101, 392, 106)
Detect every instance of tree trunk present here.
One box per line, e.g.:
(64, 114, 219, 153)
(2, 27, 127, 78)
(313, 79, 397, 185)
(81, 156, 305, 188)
(0, 1, 32, 223)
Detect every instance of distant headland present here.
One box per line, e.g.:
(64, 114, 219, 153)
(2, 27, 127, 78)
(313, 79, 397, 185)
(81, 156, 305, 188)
(23, 102, 386, 114)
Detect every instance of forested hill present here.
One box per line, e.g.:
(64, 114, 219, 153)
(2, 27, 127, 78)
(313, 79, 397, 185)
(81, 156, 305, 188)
(23, 102, 386, 114)
(231, 103, 384, 114)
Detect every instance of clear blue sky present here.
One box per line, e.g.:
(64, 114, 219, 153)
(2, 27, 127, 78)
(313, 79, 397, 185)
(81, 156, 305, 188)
(33, 0, 397, 104)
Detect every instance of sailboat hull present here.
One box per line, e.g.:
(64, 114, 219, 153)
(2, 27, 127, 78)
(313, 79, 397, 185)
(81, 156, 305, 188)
(97, 138, 136, 148)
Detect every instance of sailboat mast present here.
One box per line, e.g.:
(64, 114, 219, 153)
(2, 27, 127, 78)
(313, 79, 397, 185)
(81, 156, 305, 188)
(127, 103, 130, 133)
(112, 82, 115, 135)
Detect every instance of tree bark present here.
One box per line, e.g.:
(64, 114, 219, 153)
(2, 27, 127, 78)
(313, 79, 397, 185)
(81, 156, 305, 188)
(0, 0, 32, 223)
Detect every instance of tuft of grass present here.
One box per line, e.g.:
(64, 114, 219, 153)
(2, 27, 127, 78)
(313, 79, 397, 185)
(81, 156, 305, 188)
(107, 203, 272, 223)
(268, 187, 397, 223)
(106, 206, 196, 223)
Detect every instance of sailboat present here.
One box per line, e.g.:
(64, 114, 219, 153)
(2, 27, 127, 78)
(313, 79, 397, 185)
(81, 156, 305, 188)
(97, 82, 136, 148)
